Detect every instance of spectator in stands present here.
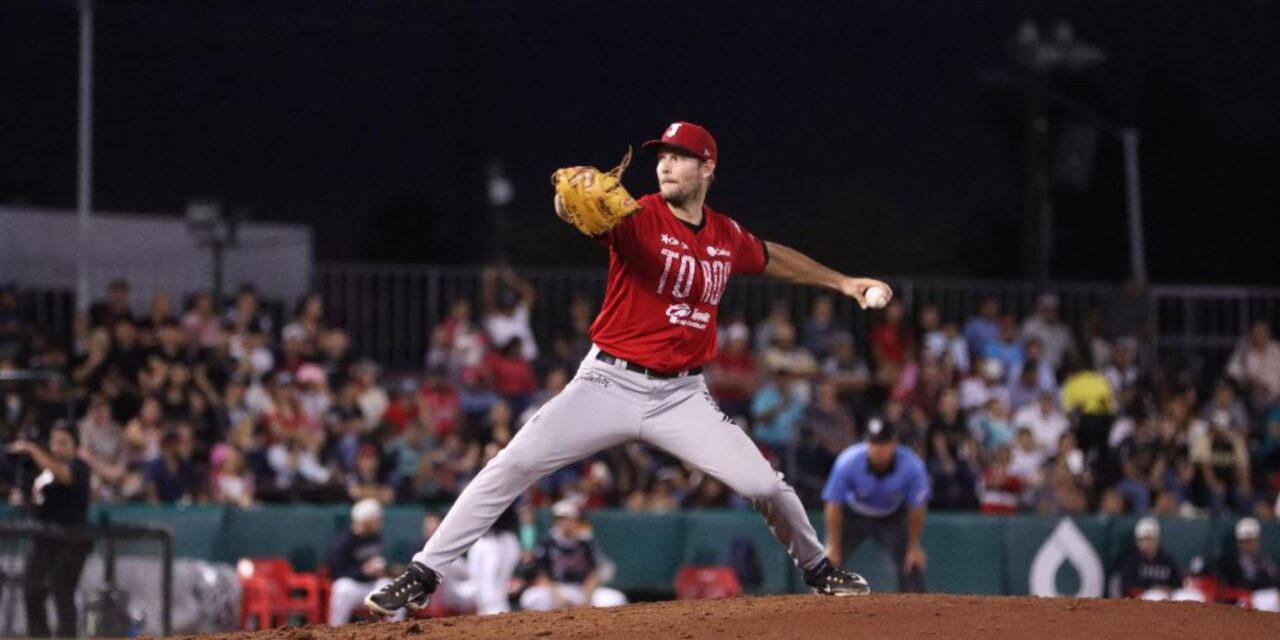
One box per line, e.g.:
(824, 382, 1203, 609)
(565, 294, 595, 363)
(181, 291, 226, 350)
(267, 432, 332, 497)
(136, 290, 176, 346)
(1201, 380, 1249, 437)
(1217, 517, 1280, 612)
(77, 394, 126, 502)
(760, 321, 818, 384)
(921, 311, 969, 375)
(348, 443, 394, 504)
(107, 318, 146, 392)
(869, 300, 914, 386)
(959, 358, 1010, 413)
(418, 365, 461, 440)
(822, 332, 871, 421)
(753, 300, 791, 354)
(328, 499, 394, 625)
(486, 337, 537, 418)
(1014, 391, 1069, 457)
(71, 326, 112, 390)
(481, 265, 538, 361)
(284, 292, 326, 348)
(983, 315, 1023, 384)
(123, 396, 164, 469)
(1007, 427, 1047, 488)
(970, 397, 1014, 455)
(801, 295, 838, 361)
(397, 454, 459, 505)
(208, 443, 254, 507)
(1020, 293, 1076, 371)
(1103, 337, 1142, 394)
(1008, 360, 1042, 412)
(1013, 338, 1057, 392)
(926, 388, 979, 510)
(707, 323, 758, 424)
(795, 381, 856, 502)
(224, 284, 273, 336)
(979, 445, 1022, 514)
(316, 327, 355, 390)
(519, 500, 627, 610)
(144, 428, 201, 504)
(352, 360, 389, 429)
(1060, 358, 1117, 461)
(1033, 459, 1088, 515)
(1118, 517, 1202, 601)
(1190, 411, 1253, 514)
(231, 328, 274, 381)
(751, 364, 808, 457)
(1227, 320, 1280, 411)
(9, 424, 93, 639)
(963, 296, 1000, 367)
(89, 279, 133, 329)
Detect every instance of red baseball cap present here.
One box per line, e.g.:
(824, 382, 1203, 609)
(642, 121, 718, 163)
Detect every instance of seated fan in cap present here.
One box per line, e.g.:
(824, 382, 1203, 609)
(327, 499, 395, 625)
(518, 500, 628, 611)
(1117, 517, 1205, 601)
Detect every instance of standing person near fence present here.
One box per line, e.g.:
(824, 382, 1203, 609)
(365, 121, 893, 615)
(7, 424, 92, 638)
(822, 419, 930, 593)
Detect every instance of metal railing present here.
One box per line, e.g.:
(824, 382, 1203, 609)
(0, 521, 174, 637)
(11, 263, 1280, 377)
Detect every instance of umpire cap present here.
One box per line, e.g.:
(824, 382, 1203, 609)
(866, 418, 897, 444)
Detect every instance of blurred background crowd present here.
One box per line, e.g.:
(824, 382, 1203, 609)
(2, 269, 1279, 522)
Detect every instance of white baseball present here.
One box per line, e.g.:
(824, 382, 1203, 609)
(864, 285, 888, 309)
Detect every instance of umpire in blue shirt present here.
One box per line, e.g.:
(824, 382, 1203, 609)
(822, 418, 930, 592)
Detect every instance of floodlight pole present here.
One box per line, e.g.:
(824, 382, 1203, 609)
(75, 0, 95, 314)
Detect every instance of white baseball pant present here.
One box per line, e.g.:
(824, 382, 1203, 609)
(412, 345, 826, 578)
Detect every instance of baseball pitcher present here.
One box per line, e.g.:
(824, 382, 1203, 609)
(367, 121, 892, 615)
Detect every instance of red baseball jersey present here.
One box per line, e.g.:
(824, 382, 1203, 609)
(589, 193, 768, 373)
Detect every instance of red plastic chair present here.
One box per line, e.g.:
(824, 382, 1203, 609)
(675, 566, 743, 600)
(237, 557, 331, 628)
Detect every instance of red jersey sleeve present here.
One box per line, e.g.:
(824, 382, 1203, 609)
(729, 218, 769, 276)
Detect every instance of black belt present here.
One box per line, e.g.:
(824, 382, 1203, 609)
(595, 350, 702, 379)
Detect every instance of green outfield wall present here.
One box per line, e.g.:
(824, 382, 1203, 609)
(3, 506, 1275, 597)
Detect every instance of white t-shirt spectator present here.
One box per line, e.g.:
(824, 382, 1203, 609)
(1226, 339, 1280, 403)
(1008, 445, 1047, 484)
(1014, 403, 1069, 454)
(485, 303, 538, 361)
(1020, 316, 1076, 370)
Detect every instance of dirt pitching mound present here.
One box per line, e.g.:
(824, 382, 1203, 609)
(181, 594, 1280, 640)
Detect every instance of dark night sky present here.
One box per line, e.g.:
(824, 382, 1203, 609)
(3, 0, 1279, 283)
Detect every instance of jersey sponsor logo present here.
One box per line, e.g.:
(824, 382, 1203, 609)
(706, 245, 731, 258)
(666, 303, 710, 330)
(660, 233, 689, 250)
(656, 248, 731, 305)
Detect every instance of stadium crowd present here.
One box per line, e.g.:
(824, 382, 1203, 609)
(2, 270, 1279, 526)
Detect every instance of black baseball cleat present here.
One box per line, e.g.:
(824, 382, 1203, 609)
(365, 561, 439, 615)
(804, 558, 871, 597)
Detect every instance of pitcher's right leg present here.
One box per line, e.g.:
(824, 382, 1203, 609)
(415, 378, 641, 570)
(367, 367, 643, 615)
